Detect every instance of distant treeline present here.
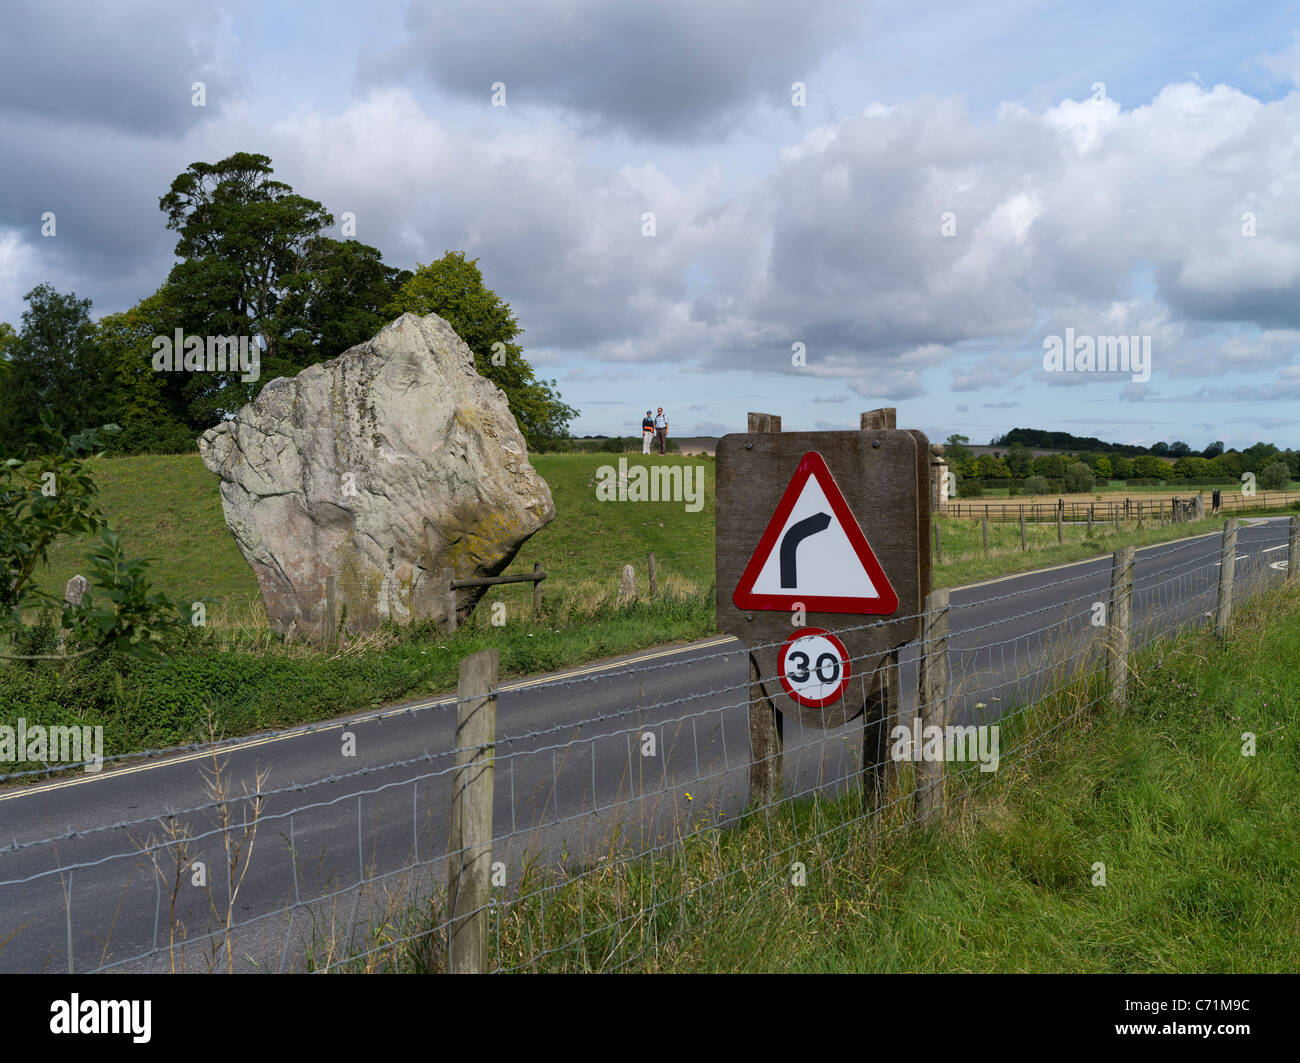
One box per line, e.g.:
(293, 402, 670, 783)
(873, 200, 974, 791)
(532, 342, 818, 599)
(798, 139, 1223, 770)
(992, 428, 1244, 460)
(943, 430, 1298, 497)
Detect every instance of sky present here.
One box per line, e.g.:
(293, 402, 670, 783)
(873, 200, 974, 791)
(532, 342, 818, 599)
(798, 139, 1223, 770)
(2, 0, 1300, 449)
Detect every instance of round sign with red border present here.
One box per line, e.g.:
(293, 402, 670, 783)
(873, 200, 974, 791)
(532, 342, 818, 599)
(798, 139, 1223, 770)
(777, 627, 852, 708)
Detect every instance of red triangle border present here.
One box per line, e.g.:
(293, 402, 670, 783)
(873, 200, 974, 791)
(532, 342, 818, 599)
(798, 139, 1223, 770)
(731, 451, 899, 615)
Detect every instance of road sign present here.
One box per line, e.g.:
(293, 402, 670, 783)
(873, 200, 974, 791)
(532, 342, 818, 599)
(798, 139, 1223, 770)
(777, 627, 851, 707)
(732, 451, 898, 614)
(716, 426, 928, 728)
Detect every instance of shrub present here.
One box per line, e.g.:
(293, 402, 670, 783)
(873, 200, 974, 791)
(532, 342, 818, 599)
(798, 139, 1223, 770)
(1023, 475, 1050, 495)
(1259, 462, 1291, 491)
(1064, 462, 1095, 493)
(959, 479, 985, 497)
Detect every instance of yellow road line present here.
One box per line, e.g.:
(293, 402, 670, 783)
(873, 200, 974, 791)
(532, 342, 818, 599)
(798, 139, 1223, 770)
(0, 635, 738, 804)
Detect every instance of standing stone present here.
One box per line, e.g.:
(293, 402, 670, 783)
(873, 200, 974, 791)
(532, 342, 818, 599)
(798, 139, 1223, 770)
(64, 575, 90, 607)
(198, 313, 555, 635)
(618, 564, 637, 606)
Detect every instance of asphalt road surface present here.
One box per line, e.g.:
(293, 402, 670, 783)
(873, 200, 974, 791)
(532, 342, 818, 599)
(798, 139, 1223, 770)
(0, 516, 1291, 972)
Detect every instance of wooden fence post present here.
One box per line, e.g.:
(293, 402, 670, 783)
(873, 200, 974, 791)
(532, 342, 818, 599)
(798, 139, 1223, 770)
(915, 588, 950, 822)
(1137, 502, 1143, 529)
(1056, 503, 1063, 544)
(933, 519, 943, 564)
(1019, 506, 1027, 550)
(862, 650, 900, 807)
(447, 648, 498, 973)
(1215, 518, 1238, 640)
(1289, 515, 1299, 584)
(442, 567, 457, 634)
(981, 514, 989, 554)
(647, 551, 658, 597)
(324, 574, 337, 646)
(1107, 547, 1134, 710)
(533, 562, 543, 615)
(748, 652, 782, 807)
(1086, 508, 1093, 538)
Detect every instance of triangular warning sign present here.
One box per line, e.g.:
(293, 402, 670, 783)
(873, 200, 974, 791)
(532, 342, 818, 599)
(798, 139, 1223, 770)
(732, 451, 898, 614)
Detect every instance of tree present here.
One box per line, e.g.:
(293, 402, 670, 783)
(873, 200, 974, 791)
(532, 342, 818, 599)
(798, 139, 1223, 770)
(1005, 442, 1032, 478)
(976, 453, 1010, 479)
(279, 237, 410, 364)
(0, 285, 113, 453)
(94, 290, 195, 454)
(1030, 453, 1067, 479)
(1167, 440, 1192, 457)
(1150, 441, 1170, 457)
(158, 152, 336, 425)
(1023, 475, 1050, 496)
(1093, 455, 1112, 480)
(1202, 440, 1225, 459)
(1211, 452, 1244, 480)
(1242, 441, 1280, 473)
(384, 251, 577, 448)
(1064, 462, 1095, 492)
(1110, 456, 1134, 480)
(0, 321, 16, 375)
(1259, 461, 1291, 490)
(1132, 455, 1171, 480)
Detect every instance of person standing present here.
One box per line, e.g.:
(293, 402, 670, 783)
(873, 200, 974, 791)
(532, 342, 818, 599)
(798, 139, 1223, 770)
(641, 410, 654, 454)
(653, 407, 668, 455)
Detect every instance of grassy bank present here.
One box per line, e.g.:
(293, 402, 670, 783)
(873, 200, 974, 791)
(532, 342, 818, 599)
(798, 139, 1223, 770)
(344, 578, 1300, 973)
(5, 451, 1294, 767)
(931, 506, 1296, 588)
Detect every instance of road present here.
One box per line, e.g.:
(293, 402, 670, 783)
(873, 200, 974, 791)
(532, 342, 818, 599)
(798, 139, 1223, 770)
(0, 516, 1291, 972)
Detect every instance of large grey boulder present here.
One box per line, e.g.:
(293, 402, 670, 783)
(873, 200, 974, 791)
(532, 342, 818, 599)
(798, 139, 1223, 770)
(199, 313, 555, 635)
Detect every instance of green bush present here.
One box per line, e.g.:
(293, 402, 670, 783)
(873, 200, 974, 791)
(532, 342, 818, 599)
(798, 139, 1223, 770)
(1023, 475, 1050, 495)
(1259, 462, 1291, 491)
(1064, 462, 1095, 493)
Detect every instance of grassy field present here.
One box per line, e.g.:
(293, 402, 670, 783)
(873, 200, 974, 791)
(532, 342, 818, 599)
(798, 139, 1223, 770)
(32, 452, 1294, 614)
(955, 480, 1299, 501)
(31, 452, 716, 622)
(4, 451, 1295, 766)
(341, 578, 1300, 973)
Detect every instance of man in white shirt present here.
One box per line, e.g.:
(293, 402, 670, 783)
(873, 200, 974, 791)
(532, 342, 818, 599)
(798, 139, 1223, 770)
(653, 408, 668, 455)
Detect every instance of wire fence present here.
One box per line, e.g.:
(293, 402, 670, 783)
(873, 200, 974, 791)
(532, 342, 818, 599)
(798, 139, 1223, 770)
(945, 489, 1300, 523)
(0, 516, 1295, 973)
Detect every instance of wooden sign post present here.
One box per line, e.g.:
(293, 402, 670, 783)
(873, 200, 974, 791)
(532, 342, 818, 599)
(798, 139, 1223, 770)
(717, 410, 930, 805)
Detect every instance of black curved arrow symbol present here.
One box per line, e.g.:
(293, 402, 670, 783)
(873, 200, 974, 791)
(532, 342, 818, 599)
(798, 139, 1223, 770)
(779, 511, 831, 588)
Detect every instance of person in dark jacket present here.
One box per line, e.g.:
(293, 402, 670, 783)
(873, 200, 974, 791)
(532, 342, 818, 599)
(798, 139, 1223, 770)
(641, 410, 654, 454)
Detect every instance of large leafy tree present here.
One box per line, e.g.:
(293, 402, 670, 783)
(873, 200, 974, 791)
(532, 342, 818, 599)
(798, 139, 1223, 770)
(0, 285, 113, 452)
(158, 152, 407, 426)
(278, 236, 411, 364)
(95, 289, 195, 453)
(384, 251, 577, 449)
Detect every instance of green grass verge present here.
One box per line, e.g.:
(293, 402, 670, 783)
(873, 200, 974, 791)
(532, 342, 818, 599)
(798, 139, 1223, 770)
(5, 452, 1295, 766)
(931, 506, 1298, 589)
(337, 578, 1300, 973)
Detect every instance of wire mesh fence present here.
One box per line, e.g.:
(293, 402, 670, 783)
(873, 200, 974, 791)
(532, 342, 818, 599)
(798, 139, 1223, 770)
(0, 516, 1294, 973)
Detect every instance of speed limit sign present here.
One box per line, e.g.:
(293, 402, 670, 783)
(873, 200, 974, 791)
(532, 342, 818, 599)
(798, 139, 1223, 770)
(776, 627, 852, 708)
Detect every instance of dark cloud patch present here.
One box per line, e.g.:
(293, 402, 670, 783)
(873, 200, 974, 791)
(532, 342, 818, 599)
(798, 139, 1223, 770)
(362, 0, 865, 141)
(0, 0, 241, 136)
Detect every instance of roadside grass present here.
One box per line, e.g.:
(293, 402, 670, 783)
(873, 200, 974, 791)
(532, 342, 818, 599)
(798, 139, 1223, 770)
(932, 505, 1298, 589)
(5, 451, 1295, 767)
(0, 584, 716, 776)
(341, 576, 1300, 973)
(958, 480, 1299, 499)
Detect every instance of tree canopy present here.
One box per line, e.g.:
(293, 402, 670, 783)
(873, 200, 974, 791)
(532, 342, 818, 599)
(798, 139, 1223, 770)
(384, 251, 577, 449)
